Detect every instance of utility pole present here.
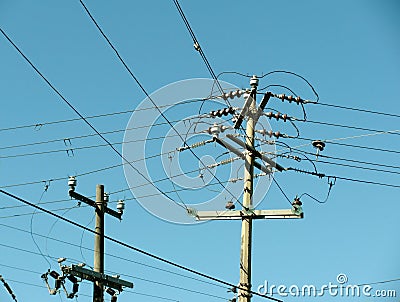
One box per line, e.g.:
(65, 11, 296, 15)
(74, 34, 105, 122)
(193, 76, 304, 301)
(238, 76, 258, 302)
(61, 177, 133, 302)
(93, 184, 105, 302)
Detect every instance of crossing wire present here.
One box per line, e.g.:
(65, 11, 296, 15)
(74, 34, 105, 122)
(76, 0, 245, 209)
(0, 27, 188, 211)
(0, 116, 203, 151)
(0, 189, 283, 302)
(0, 98, 214, 133)
(0, 222, 226, 291)
(0, 130, 204, 159)
(172, 0, 223, 94)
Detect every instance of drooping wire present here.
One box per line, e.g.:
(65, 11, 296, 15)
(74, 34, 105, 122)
(259, 70, 319, 102)
(79, 214, 95, 269)
(216, 71, 252, 79)
(299, 177, 335, 204)
(171, 0, 252, 147)
(76, 1, 245, 209)
(0, 221, 226, 291)
(0, 189, 283, 302)
(167, 152, 189, 210)
(0, 27, 188, 209)
(260, 84, 307, 121)
(45, 205, 80, 264)
(29, 185, 52, 269)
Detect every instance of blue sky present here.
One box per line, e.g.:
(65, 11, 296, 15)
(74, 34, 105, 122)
(0, 1, 399, 301)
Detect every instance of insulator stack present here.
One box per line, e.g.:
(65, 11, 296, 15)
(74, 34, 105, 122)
(208, 157, 238, 169)
(257, 129, 284, 139)
(177, 140, 208, 152)
(274, 93, 305, 104)
(264, 111, 288, 122)
(220, 157, 235, 165)
(209, 107, 236, 117)
(221, 89, 249, 100)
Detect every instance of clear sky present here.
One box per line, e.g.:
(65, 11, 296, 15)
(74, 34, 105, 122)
(0, 1, 399, 302)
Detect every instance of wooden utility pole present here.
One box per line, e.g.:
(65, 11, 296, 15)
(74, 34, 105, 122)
(67, 178, 132, 302)
(238, 76, 258, 302)
(93, 184, 105, 302)
(193, 75, 304, 302)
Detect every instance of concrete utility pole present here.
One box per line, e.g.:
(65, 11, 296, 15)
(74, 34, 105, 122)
(93, 184, 105, 302)
(194, 75, 304, 302)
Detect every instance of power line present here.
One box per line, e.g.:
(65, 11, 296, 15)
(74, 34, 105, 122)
(271, 178, 292, 206)
(304, 119, 400, 136)
(310, 101, 400, 119)
(77, 0, 245, 209)
(290, 148, 400, 170)
(309, 159, 400, 176)
(0, 117, 201, 151)
(115, 274, 227, 301)
(125, 290, 179, 302)
(294, 135, 400, 155)
(0, 223, 227, 300)
(0, 221, 225, 291)
(0, 274, 18, 302)
(0, 27, 185, 210)
(172, 0, 224, 95)
(0, 189, 283, 302)
(0, 98, 212, 134)
(287, 167, 400, 189)
(0, 130, 203, 159)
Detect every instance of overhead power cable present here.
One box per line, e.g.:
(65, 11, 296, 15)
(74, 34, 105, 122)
(0, 27, 187, 210)
(0, 130, 203, 159)
(309, 159, 400, 176)
(287, 167, 400, 189)
(305, 120, 400, 136)
(0, 117, 202, 151)
(0, 222, 225, 291)
(0, 225, 226, 301)
(294, 135, 400, 155)
(0, 190, 283, 302)
(172, 0, 224, 95)
(0, 98, 213, 134)
(76, 0, 245, 209)
(310, 101, 400, 119)
(0, 274, 18, 302)
(290, 148, 400, 170)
